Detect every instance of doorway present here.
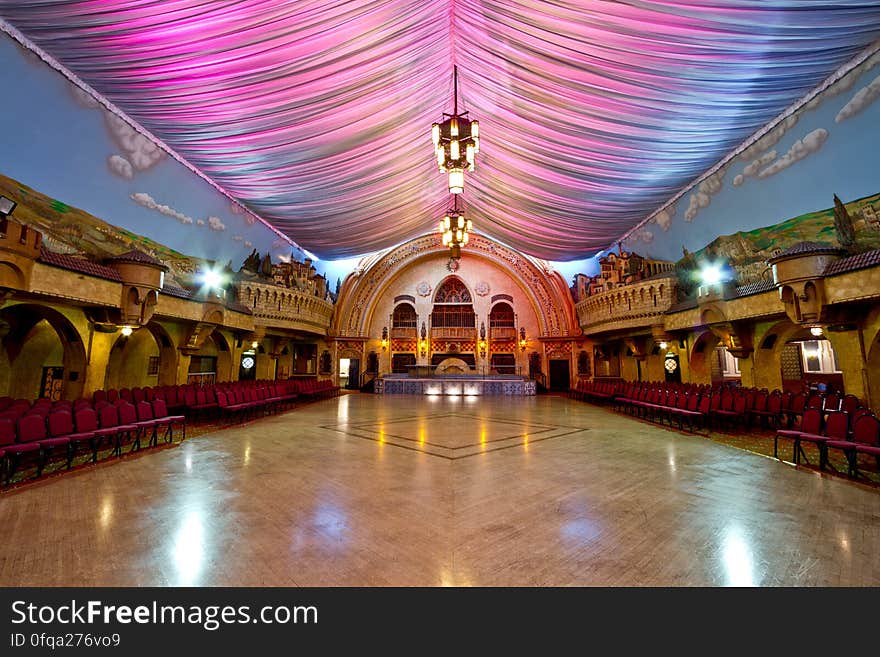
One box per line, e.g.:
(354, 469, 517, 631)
(548, 359, 570, 391)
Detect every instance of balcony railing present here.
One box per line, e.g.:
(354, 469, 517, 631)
(489, 326, 516, 340)
(390, 326, 417, 339)
(431, 327, 476, 340)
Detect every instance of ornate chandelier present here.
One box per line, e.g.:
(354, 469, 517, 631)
(431, 65, 480, 194)
(439, 195, 472, 261)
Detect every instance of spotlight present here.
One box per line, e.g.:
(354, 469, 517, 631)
(199, 267, 225, 291)
(810, 326, 824, 337)
(658, 341, 668, 350)
(700, 264, 724, 286)
(0, 195, 17, 217)
(120, 325, 134, 337)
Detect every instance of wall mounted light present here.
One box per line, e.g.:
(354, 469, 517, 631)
(810, 326, 824, 337)
(251, 340, 259, 349)
(519, 327, 527, 352)
(381, 326, 388, 351)
(658, 341, 668, 350)
(120, 325, 134, 337)
(0, 195, 17, 217)
(420, 322, 428, 357)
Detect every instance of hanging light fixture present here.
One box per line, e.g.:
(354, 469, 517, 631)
(438, 195, 472, 261)
(431, 65, 480, 194)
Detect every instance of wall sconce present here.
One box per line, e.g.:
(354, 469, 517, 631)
(478, 339, 487, 358)
(658, 341, 668, 351)
(251, 340, 259, 350)
(519, 327, 527, 352)
(420, 322, 428, 357)
(381, 326, 389, 351)
(479, 322, 487, 358)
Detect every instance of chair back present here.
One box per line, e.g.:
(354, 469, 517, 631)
(47, 410, 74, 437)
(0, 417, 16, 447)
(823, 411, 849, 440)
(852, 414, 880, 447)
(74, 408, 98, 433)
(136, 401, 155, 422)
(17, 413, 47, 444)
(800, 408, 822, 435)
(152, 399, 169, 418)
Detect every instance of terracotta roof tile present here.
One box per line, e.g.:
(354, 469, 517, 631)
(768, 241, 843, 261)
(735, 279, 776, 297)
(38, 247, 122, 281)
(160, 285, 196, 300)
(105, 249, 168, 269)
(823, 248, 880, 276)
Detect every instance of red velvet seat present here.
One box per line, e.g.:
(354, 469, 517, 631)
(827, 414, 880, 478)
(150, 399, 186, 443)
(774, 408, 821, 460)
(96, 404, 138, 457)
(47, 410, 95, 468)
(793, 410, 849, 469)
(73, 407, 106, 462)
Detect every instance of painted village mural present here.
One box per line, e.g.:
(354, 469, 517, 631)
(571, 45, 880, 303)
(0, 172, 332, 300)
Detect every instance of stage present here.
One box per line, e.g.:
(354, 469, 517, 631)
(376, 374, 536, 396)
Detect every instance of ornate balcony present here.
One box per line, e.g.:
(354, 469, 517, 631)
(576, 275, 677, 335)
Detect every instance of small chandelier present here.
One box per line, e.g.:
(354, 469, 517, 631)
(439, 195, 472, 260)
(431, 65, 480, 194)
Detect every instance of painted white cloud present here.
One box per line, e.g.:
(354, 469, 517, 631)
(757, 128, 828, 178)
(650, 203, 676, 232)
(626, 227, 654, 245)
(130, 192, 194, 224)
(106, 113, 165, 171)
(196, 219, 206, 226)
(807, 51, 880, 111)
(244, 240, 253, 248)
(734, 150, 778, 186)
(107, 154, 133, 180)
(207, 216, 226, 232)
(232, 235, 244, 242)
(739, 115, 798, 163)
(684, 167, 727, 222)
(836, 73, 880, 123)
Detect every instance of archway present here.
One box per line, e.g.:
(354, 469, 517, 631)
(105, 326, 161, 390)
(688, 330, 721, 385)
(0, 303, 87, 400)
(186, 330, 232, 384)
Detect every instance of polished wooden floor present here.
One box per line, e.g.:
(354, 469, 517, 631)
(1, 394, 878, 586)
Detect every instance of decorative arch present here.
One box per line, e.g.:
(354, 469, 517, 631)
(0, 302, 87, 400)
(433, 276, 472, 303)
(333, 233, 578, 338)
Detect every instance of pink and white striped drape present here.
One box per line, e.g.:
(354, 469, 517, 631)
(3, 1, 880, 259)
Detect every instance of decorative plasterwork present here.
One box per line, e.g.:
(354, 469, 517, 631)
(334, 234, 577, 339)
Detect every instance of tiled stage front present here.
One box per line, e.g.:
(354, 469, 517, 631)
(1, 394, 878, 586)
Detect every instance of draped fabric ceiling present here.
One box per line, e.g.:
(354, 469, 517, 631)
(3, 2, 880, 260)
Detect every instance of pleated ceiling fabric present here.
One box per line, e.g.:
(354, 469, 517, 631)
(3, 1, 880, 259)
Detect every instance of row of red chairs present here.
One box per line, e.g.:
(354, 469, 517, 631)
(775, 408, 880, 477)
(571, 378, 880, 478)
(571, 379, 865, 430)
(0, 398, 185, 484)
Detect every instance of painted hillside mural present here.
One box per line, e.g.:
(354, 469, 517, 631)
(0, 173, 199, 286)
(571, 191, 880, 303)
(1, 173, 330, 299)
(682, 191, 880, 286)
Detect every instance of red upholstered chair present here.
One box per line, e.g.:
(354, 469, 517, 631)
(73, 407, 104, 463)
(827, 414, 880, 478)
(97, 404, 138, 457)
(47, 410, 96, 469)
(116, 401, 148, 452)
(793, 409, 849, 469)
(0, 417, 21, 483)
(841, 394, 860, 415)
(13, 413, 66, 479)
(106, 389, 119, 403)
(150, 399, 186, 443)
(774, 408, 821, 460)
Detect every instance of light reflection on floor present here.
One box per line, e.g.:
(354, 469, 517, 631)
(1, 394, 878, 586)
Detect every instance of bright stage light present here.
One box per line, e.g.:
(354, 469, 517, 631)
(700, 264, 724, 286)
(200, 268, 224, 291)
